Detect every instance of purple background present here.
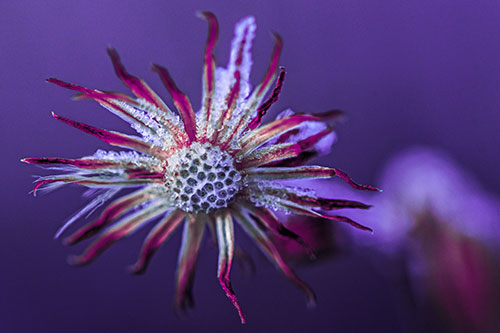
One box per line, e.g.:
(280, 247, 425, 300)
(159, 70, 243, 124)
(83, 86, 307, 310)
(2, 1, 500, 332)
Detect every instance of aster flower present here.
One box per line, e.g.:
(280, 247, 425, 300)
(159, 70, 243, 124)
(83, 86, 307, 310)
(23, 13, 376, 323)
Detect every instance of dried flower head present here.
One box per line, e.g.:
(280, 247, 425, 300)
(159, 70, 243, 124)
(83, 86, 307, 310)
(23, 13, 377, 323)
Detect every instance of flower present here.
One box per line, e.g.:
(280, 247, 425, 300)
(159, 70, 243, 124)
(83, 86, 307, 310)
(354, 147, 500, 331)
(23, 13, 376, 323)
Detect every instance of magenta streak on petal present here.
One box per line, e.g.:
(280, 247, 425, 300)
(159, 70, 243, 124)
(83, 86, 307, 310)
(152, 64, 197, 142)
(256, 33, 282, 97)
(276, 128, 299, 144)
(125, 169, 164, 180)
(130, 209, 185, 274)
(286, 193, 372, 210)
(52, 113, 152, 153)
(283, 204, 373, 232)
(263, 129, 333, 168)
(65, 191, 150, 245)
(46, 78, 150, 129)
(107, 48, 164, 109)
(247, 205, 316, 259)
(332, 168, 381, 192)
(248, 68, 285, 130)
(22, 157, 119, 169)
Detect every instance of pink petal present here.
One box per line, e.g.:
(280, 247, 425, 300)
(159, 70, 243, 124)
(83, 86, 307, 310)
(280, 204, 373, 232)
(238, 114, 321, 157)
(152, 64, 197, 142)
(245, 166, 336, 180)
(215, 212, 246, 324)
(65, 189, 152, 245)
(107, 48, 166, 110)
(47, 78, 151, 130)
(69, 201, 168, 265)
(22, 157, 120, 169)
(248, 67, 285, 130)
(174, 214, 206, 310)
(244, 204, 315, 259)
(51, 113, 153, 154)
(255, 33, 283, 97)
(233, 209, 316, 307)
(130, 209, 186, 274)
(237, 143, 301, 168)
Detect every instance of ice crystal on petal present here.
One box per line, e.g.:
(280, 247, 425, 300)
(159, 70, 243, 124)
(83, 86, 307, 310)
(24, 13, 376, 324)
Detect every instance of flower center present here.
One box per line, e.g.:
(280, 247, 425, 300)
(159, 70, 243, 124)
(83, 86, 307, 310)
(164, 142, 242, 213)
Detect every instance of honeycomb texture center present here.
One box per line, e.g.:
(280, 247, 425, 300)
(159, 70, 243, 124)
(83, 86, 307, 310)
(165, 142, 242, 213)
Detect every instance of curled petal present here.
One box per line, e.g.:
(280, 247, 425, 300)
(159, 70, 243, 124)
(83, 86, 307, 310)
(279, 203, 373, 232)
(285, 193, 372, 210)
(130, 209, 186, 274)
(152, 64, 197, 142)
(215, 211, 246, 324)
(248, 67, 286, 130)
(107, 48, 167, 110)
(174, 214, 206, 310)
(331, 168, 380, 192)
(255, 34, 283, 98)
(69, 201, 169, 266)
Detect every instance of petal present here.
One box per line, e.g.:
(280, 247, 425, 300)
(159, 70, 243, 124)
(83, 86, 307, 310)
(247, 67, 286, 130)
(65, 188, 153, 245)
(51, 113, 153, 154)
(245, 165, 336, 180)
(285, 193, 372, 210)
(237, 143, 301, 168)
(241, 203, 315, 259)
(33, 174, 158, 195)
(152, 64, 197, 142)
(130, 209, 186, 274)
(22, 157, 120, 170)
(237, 114, 321, 158)
(47, 78, 154, 133)
(69, 200, 169, 265)
(174, 214, 206, 310)
(197, 11, 219, 138)
(232, 209, 316, 307)
(107, 48, 168, 111)
(215, 211, 246, 323)
(278, 202, 373, 232)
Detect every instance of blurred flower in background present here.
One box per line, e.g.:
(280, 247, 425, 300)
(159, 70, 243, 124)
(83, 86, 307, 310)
(361, 147, 500, 332)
